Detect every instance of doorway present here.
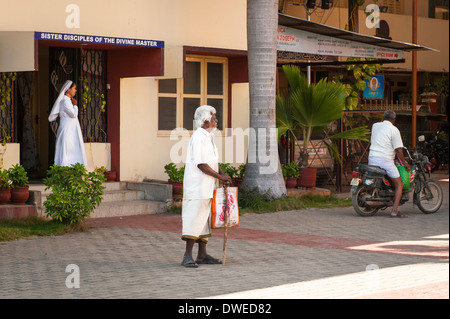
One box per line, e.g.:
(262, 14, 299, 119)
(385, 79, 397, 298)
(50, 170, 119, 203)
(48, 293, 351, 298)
(27, 46, 108, 178)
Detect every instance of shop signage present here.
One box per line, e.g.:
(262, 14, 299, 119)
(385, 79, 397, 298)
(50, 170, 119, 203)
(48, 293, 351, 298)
(35, 31, 164, 48)
(277, 26, 403, 60)
(277, 50, 339, 63)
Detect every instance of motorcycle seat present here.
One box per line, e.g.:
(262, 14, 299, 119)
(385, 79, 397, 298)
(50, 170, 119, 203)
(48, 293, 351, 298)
(358, 164, 386, 176)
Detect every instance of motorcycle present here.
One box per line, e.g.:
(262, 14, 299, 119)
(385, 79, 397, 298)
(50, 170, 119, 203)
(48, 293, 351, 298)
(351, 138, 444, 217)
(422, 131, 449, 173)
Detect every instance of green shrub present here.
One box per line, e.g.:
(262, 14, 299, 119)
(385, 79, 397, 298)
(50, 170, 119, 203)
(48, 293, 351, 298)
(164, 163, 185, 182)
(43, 163, 106, 225)
(282, 162, 300, 178)
(0, 169, 12, 189)
(8, 164, 29, 187)
(219, 163, 240, 179)
(237, 163, 246, 179)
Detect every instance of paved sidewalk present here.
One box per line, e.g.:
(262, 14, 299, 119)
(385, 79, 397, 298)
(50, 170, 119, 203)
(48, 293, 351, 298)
(0, 175, 448, 299)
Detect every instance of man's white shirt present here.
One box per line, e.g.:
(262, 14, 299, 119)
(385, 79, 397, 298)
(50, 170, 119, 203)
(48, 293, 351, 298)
(183, 128, 219, 199)
(369, 120, 404, 160)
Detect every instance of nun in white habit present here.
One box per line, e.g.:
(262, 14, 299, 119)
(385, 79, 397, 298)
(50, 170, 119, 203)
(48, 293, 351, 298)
(48, 80, 87, 167)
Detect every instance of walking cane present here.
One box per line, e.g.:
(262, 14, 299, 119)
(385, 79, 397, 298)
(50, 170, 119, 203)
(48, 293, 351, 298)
(222, 185, 229, 266)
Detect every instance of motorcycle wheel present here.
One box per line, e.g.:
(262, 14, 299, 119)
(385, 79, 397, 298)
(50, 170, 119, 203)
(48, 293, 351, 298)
(352, 185, 380, 217)
(415, 179, 443, 214)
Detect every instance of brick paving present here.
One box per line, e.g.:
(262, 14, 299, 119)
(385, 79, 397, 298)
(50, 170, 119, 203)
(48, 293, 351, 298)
(0, 175, 448, 299)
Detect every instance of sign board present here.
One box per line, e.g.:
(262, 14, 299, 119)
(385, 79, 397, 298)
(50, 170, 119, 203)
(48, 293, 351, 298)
(35, 31, 164, 48)
(363, 75, 384, 99)
(277, 26, 403, 60)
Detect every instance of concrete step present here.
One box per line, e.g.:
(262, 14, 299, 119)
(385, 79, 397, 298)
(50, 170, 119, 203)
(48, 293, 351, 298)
(38, 188, 145, 204)
(91, 200, 168, 218)
(29, 181, 172, 219)
(29, 182, 127, 195)
(0, 204, 35, 220)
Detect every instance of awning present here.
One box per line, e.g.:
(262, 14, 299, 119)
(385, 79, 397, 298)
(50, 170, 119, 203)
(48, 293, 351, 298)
(0, 31, 164, 73)
(278, 14, 437, 64)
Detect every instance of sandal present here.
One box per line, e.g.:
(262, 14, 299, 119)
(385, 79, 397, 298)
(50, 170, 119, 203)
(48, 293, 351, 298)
(390, 213, 408, 218)
(196, 255, 222, 264)
(181, 255, 198, 268)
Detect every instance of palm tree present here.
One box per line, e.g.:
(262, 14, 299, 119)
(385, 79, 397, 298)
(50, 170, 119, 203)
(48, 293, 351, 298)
(277, 64, 370, 168)
(242, 0, 286, 199)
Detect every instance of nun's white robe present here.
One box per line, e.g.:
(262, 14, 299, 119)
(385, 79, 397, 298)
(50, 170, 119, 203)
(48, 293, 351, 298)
(53, 96, 87, 166)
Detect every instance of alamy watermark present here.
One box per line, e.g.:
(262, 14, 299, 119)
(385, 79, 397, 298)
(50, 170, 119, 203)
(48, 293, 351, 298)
(65, 264, 80, 289)
(169, 127, 280, 175)
(65, 4, 80, 29)
(365, 264, 380, 290)
(365, 4, 381, 29)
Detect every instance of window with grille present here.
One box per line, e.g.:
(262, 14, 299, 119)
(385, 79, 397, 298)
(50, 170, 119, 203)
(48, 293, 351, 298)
(157, 56, 227, 132)
(377, 0, 403, 14)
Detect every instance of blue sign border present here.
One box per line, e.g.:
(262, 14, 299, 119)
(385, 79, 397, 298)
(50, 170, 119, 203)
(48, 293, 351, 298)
(35, 31, 164, 48)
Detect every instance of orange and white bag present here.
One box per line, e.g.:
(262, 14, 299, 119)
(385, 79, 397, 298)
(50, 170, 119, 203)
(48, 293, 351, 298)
(211, 187, 239, 229)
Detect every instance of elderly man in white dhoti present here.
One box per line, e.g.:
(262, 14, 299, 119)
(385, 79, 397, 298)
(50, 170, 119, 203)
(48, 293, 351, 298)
(181, 105, 231, 268)
(48, 80, 87, 167)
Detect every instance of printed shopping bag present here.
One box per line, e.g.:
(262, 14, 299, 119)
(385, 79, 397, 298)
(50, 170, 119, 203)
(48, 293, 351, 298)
(211, 187, 240, 229)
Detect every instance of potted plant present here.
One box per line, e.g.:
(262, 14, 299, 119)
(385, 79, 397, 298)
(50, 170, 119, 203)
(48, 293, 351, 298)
(219, 163, 241, 187)
(282, 163, 300, 189)
(164, 163, 184, 196)
(8, 164, 29, 205)
(233, 163, 246, 187)
(95, 166, 116, 182)
(276, 65, 370, 188)
(0, 168, 12, 204)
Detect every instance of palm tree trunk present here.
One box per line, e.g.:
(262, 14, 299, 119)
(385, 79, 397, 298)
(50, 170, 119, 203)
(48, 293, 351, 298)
(243, 0, 286, 198)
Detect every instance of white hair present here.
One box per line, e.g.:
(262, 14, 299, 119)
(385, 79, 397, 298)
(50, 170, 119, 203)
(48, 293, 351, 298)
(193, 105, 216, 129)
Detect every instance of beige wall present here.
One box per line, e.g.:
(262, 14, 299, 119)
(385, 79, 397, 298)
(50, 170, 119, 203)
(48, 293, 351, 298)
(119, 78, 250, 181)
(1, 0, 249, 180)
(0, 32, 35, 72)
(0, 0, 247, 50)
(1, 143, 20, 169)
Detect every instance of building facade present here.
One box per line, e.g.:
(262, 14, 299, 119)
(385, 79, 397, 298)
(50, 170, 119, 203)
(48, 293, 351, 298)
(1, 0, 448, 182)
(1, 0, 250, 181)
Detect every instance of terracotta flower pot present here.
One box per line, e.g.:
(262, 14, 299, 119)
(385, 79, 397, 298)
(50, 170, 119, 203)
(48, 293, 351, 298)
(0, 188, 11, 205)
(286, 177, 297, 188)
(297, 168, 317, 188)
(104, 171, 117, 182)
(168, 180, 183, 196)
(11, 186, 29, 205)
(233, 178, 243, 187)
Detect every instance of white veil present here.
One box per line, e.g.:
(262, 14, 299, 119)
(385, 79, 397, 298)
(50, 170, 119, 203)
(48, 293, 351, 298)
(48, 80, 73, 122)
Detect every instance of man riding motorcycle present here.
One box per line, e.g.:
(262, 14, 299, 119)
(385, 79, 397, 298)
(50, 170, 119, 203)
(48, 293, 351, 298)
(368, 110, 410, 218)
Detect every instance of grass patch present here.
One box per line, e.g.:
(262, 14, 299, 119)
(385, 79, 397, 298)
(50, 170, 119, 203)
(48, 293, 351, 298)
(168, 189, 351, 215)
(0, 217, 87, 242)
(239, 194, 352, 214)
